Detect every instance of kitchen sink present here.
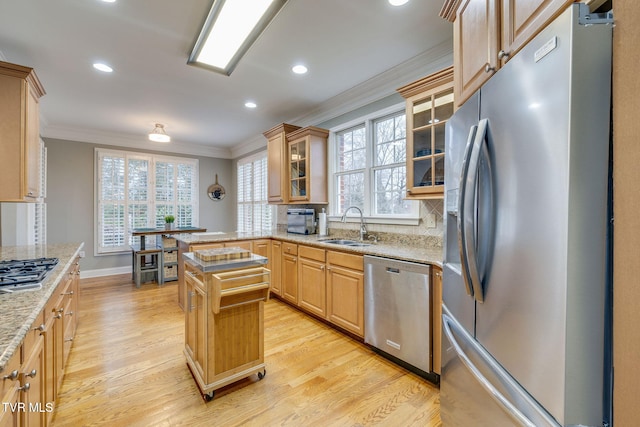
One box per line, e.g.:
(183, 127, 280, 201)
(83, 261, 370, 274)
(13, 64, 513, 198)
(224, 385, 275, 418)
(318, 239, 371, 247)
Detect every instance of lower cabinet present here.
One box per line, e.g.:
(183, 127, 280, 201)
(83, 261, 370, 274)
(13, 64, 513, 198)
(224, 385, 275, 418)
(0, 256, 80, 427)
(184, 270, 206, 380)
(298, 246, 327, 318)
(326, 251, 364, 337)
(270, 241, 282, 296)
(281, 243, 298, 305)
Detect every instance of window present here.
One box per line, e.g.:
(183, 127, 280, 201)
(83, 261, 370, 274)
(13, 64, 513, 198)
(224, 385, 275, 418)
(95, 149, 198, 254)
(237, 151, 274, 232)
(331, 105, 418, 222)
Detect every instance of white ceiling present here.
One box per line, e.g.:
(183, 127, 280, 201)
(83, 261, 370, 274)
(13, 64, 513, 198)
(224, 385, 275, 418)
(0, 0, 452, 159)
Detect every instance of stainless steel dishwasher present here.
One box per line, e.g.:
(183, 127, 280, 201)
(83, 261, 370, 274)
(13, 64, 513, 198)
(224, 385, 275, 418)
(364, 255, 432, 375)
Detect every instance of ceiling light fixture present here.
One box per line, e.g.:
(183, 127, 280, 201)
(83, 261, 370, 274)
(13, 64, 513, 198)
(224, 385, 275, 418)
(389, 0, 409, 6)
(245, 101, 257, 108)
(188, 0, 288, 76)
(93, 62, 113, 73)
(292, 64, 308, 74)
(100, 0, 116, 3)
(148, 123, 171, 143)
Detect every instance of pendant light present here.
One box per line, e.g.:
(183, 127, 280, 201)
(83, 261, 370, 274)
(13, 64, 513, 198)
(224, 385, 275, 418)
(148, 123, 170, 143)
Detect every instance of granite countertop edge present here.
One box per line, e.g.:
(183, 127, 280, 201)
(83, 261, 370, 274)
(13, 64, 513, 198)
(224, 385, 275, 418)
(0, 242, 84, 372)
(177, 231, 443, 268)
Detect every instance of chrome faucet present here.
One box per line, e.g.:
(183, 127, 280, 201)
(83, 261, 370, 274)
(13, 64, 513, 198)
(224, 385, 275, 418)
(341, 206, 367, 241)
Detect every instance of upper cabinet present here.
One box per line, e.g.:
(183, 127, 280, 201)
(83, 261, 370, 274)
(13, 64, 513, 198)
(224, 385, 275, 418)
(397, 66, 454, 199)
(440, 0, 574, 107)
(263, 123, 301, 204)
(286, 126, 329, 204)
(0, 61, 46, 201)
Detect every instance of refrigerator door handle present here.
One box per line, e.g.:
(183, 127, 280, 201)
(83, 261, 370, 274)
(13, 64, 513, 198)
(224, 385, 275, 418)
(442, 310, 559, 427)
(457, 124, 477, 297)
(462, 119, 489, 302)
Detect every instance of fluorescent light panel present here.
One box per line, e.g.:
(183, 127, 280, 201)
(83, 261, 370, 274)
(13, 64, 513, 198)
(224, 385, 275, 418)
(189, 0, 288, 75)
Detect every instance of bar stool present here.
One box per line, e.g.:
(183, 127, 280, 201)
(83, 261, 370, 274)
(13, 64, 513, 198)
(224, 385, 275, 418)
(131, 244, 164, 288)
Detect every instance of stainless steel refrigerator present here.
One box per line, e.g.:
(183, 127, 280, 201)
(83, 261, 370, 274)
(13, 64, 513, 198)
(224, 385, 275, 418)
(441, 4, 613, 426)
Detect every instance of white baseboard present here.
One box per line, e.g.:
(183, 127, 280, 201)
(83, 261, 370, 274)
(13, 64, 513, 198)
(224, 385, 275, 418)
(80, 265, 131, 279)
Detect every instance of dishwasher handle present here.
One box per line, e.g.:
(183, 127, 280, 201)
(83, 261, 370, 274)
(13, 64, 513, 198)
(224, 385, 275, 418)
(386, 267, 400, 274)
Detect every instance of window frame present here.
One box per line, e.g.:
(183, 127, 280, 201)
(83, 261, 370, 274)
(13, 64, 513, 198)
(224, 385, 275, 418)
(328, 103, 419, 225)
(94, 148, 199, 255)
(236, 150, 275, 233)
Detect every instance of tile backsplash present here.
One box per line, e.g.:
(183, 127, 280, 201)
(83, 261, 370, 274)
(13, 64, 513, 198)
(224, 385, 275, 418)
(276, 199, 443, 248)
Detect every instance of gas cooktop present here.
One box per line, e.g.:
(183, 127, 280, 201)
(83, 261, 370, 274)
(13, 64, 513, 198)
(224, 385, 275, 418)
(0, 258, 59, 293)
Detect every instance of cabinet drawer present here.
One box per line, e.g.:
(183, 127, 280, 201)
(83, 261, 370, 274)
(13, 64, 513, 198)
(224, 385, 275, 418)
(22, 310, 45, 363)
(282, 242, 298, 255)
(299, 245, 325, 262)
(327, 251, 363, 271)
(0, 349, 20, 399)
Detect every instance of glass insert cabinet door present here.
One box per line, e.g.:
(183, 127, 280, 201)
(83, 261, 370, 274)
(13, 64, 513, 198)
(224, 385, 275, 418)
(397, 67, 454, 199)
(288, 137, 308, 200)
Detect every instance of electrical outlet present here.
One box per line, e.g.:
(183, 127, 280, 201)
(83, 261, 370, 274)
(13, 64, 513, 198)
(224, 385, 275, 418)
(426, 213, 437, 228)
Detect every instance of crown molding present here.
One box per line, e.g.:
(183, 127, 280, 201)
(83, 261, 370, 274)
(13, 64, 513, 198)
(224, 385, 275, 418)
(42, 125, 233, 159)
(231, 39, 453, 159)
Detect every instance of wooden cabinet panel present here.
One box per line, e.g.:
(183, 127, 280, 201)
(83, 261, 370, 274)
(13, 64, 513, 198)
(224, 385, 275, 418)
(298, 255, 327, 318)
(326, 263, 364, 337)
(0, 61, 45, 202)
(282, 253, 298, 305)
(432, 266, 443, 375)
(443, 0, 572, 106)
(263, 123, 301, 204)
(21, 334, 45, 427)
(224, 241, 252, 251)
(0, 349, 20, 427)
(501, 0, 573, 64)
(184, 271, 206, 379)
(270, 240, 282, 296)
(453, 0, 499, 107)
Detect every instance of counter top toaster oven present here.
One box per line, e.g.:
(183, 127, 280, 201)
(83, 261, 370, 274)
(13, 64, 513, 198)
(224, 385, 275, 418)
(287, 209, 316, 235)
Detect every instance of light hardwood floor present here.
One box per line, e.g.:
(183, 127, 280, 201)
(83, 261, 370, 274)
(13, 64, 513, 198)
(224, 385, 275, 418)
(51, 275, 441, 426)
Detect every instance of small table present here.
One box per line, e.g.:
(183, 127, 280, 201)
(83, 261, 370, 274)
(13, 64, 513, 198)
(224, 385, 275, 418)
(132, 227, 207, 250)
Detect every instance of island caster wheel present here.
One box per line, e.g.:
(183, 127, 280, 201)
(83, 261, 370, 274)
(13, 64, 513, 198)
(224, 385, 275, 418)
(257, 369, 266, 380)
(203, 391, 215, 402)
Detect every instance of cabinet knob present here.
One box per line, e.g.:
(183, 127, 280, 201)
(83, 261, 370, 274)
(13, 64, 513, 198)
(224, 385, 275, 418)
(62, 290, 74, 296)
(66, 311, 74, 317)
(25, 369, 37, 378)
(18, 383, 30, 392)
(484, 63, 496, 73)
(498, 50, 510, 60)
(3, 370, 18, 380)
(65, 338, 74, 343)
(33, 324, 45, 332)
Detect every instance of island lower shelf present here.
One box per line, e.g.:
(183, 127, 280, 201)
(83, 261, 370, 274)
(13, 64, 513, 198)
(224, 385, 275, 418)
(183, 252, 270, 400)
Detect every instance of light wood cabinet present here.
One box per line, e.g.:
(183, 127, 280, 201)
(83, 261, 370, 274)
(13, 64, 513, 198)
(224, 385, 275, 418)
(326, 251, 365, 337)
(184, 269, 206, 379)
(0, 257, 79, 427)
(270, 240, 282, 296)
(0, 61, 46, 202)
(281, 242, 299, 305)
(286, 127, 329, 204)
(398, 67, 454, 199)
(297, 246, 327, 318)
(263, 123, 301, 204)
(432, 266, 443, 375)
(441, 0, 573, 107)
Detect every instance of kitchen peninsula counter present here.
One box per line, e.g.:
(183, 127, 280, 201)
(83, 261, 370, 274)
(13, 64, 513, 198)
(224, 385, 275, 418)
(177, 231, 443, 267)
(0, 242, 84, 372)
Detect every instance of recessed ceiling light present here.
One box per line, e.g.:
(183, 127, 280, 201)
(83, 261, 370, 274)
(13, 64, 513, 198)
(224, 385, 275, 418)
(292, 64, 308, 74)
(245, 101, 257, 108)
(389, 0, 409, 6)
(93, 63, 113, 73)
(101, 0, 116, 3)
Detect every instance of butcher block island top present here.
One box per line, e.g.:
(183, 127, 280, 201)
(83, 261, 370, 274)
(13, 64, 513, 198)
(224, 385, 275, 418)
(0, 242, 84, 371)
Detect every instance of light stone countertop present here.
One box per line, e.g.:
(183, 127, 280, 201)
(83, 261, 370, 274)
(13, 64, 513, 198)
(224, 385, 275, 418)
(177, 231, 443, 268)
(0, 242, 84, 372)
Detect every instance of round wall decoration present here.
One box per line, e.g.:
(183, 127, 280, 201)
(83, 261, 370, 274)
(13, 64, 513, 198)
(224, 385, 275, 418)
(207, 174, 226, 201)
